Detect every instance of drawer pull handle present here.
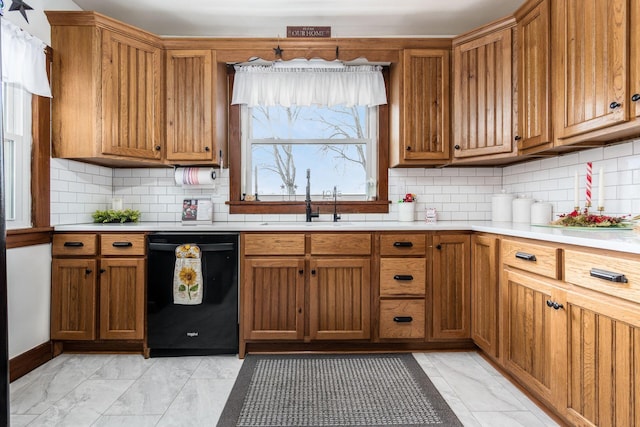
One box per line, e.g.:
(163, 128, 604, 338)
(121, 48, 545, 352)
(515, 252, 537, 261)
(393, 274, 414, 281)
(112, 241, 133, 247)
(63, 241, 84, 247)
(393, 316, 413, 323)
(589, 268, 628, 283)
(393, 242, 413, 247)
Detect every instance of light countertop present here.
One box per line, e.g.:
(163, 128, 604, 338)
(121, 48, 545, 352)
(54, 220, 640, 255)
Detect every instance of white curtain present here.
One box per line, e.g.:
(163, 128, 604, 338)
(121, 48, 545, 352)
(1, 19, 52, 98)
(232, 62, 387, 107)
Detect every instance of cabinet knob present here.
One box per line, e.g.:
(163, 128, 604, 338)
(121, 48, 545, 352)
(436, 244, 442, 250)
(205, 146, 211, 152)
(298, 269, 304, 275)
(609, 101, 622, 109)
(514, 135, 521, 141)
(406, 146, 412, 151)
(311, 269, 316, 275)
(99, 268, 106, 274)
(155, 145, 161, 151)
(546, 299, 564, 310)
(454, 145, 460, 150)
(632, 93, 640, 102)
(85, 269, 92, 275)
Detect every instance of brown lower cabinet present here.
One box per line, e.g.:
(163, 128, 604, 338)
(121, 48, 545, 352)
(241, 233, 372, 356)
(470, 233, 500, 358)
(51, 233, 146, 351)
(241, 231, 473, 357)
(500, 237, 640, 425)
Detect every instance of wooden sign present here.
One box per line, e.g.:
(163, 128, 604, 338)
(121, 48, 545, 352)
(287, 26, 331, 38)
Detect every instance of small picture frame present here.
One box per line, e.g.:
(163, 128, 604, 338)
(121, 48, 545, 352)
(182, 198, 213, 223)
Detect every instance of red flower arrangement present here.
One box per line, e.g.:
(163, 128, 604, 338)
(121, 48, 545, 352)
(401, 193, 416, 203)
(551, 208, 630, 228)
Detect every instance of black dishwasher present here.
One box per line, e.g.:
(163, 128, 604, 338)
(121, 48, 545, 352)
(146, 232, 239, 356)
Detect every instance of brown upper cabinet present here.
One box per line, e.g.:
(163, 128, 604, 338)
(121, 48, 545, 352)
(552, 0, 640, 146)
(452, 18, 516, 164)
(390, 49, 450, 166)
(515, 0, 552, 154)
(633, 0, 640, 121)
(47, 12, 164, 167)
(165, 49, 227, 164)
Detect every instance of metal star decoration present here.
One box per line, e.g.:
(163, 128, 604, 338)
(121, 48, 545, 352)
(9, 0, 33, 23)
(273, 44, 284, 57)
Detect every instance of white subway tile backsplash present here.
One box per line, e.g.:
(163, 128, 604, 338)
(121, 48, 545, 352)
(51, 139, 640, 226)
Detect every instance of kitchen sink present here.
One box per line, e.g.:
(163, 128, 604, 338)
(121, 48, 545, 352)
(259, 221, 352, 227)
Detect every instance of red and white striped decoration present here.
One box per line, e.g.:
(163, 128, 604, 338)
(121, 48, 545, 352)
(585, 162, 592, 207)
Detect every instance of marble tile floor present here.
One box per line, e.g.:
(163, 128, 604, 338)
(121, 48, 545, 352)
(9, 351, 560, 427)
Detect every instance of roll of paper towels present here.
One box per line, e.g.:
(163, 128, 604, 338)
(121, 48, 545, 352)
(512, 196, 534, 223)
(174, 167, 216, 188)
(531, 202, 553, 225)
(491, 192, 514, 222)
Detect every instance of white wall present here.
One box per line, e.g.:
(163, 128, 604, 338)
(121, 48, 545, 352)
(2, 0, 81, 46)
(7, 245, 51, 359)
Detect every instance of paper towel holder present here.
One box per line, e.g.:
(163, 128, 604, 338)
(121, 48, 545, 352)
(173, 166, 216, 181)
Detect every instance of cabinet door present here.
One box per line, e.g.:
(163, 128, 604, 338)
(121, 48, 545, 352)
(431, 234, 470, 340)
(631, 0, 640, 120)
(101, 30, 162, 160)
(309, 258, 370, 340)
(242, 258, 305, 340)
(99, 258, 145, 340)
(51, 259, 97, 340)
(501, 269, 564, 404)
(516, 0, 552, 153)
(471, 234, 499, 357)
(166, 49, 216, 162)
(563, 291, 640, 427)
(553, 0, 628, 140)
(400, 49, 450, 163)
(453, 27, 513, 159)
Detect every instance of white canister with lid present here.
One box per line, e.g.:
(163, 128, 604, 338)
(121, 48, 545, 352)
(531, 201, 553, 225)
(512, 195, 534, 223)
(491, 191, 514, 222)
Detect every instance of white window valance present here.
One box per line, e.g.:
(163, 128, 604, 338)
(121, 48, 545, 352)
(231, 59, 387, 107)
(1, 19, 52, 98)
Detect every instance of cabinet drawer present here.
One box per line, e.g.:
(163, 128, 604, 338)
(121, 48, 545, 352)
(243, 233, 305, 256)
(379, 299, 425, 339)
(380, 234, 426, 256)
(502, 239, 560, 279)
(101, 234, 146, 256)
(52, 234, 98, 256)
(310, 233, 371, 255)
(380, 258, 426, 296)
(564, 249, 640, 304)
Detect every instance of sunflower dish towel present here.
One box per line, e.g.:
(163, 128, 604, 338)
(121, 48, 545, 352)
(173, 244, 203, 305)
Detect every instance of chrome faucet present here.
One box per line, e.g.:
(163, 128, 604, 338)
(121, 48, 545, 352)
(305, 169, 319, 222)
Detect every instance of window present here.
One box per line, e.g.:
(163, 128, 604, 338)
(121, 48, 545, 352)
(3, 83, 32, 230)
(241, 104, 378, 201)
(228, 65, 390, 215)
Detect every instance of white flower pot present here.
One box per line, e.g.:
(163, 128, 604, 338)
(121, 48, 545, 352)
(398, 202, 415, 222)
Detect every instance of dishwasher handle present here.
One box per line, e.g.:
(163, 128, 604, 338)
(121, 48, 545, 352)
(148, 242, 235, 252)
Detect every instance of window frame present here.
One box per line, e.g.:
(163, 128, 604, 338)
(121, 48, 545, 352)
(3, 83, 33, 229)
(5, 49, 52, 249)
(226, 66, 390, 215)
